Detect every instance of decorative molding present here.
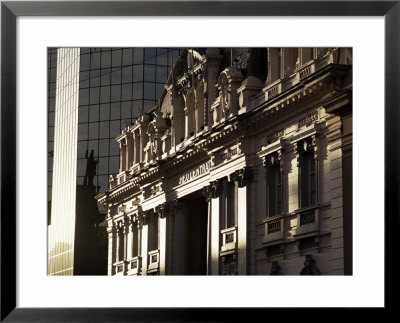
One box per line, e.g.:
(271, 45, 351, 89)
(300, 255, 321, 275)
(232, 166, 254, 188)
(298, 112, 318, 129)
(270, 261, 283, 275)
(172, 160, 212, 187)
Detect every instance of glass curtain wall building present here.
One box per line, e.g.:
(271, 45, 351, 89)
(48, 47, 181, 275)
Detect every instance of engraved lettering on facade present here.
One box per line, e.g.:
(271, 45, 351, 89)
(173, 160, 212, 187)
(298, 112, 318, 128)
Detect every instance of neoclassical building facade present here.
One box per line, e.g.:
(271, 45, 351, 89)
(96, 48, 352, 275)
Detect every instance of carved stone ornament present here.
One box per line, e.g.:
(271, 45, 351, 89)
(155, 203, 166, 219)
(295, 136, 316, 166)
(202, 185, 213, 202)
(270, 261, 283, 275)
(300, 255, 321, 275)
(221, 253, 238, 275)
(202, 180, 221, 201)
(232, 166, 254, 188)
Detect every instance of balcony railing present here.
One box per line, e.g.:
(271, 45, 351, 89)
(116, 171, 129, 185)
(128, 256, 141, 275)
(262, 216, 285, 245)
(148, 249, 160, 271)
(294, 206, 319, 237)
(113, 260, 127, 275)
(221, 227, 237, 252)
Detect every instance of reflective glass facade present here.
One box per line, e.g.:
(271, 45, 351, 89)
(76, 48, 181, 201)
(48, 47, 181, 275)
(48, 48, 80, 275)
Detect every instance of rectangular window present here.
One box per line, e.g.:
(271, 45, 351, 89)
(266, 165, 283, 217)
(118, 231, 124, 261)
(221, 178, 236, 229)
(148, 214, 159, 252)
(132, 223, 139, 258)
(298, 139, 318, 208)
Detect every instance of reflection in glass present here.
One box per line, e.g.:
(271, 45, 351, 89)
(144, 82, 155, 100)
(89, 123, 99, 139)
(112, 49, 122, 67)
(110, 102, 120, 120)
(78, 124, 88, 140)
(101, 69, 111, 86)
(99, 121, 110, 139)
(77, 141, 88, 158)
(89, 105, 100, 122)
(122, 66, 133, 83)
(109, 142, 119, 156)
(121, 84, 131, 101)
(144, 65, 156, 82)
(132, 83, 143, 100)
(122, 48, 133, 65)
(133, 65, 143, 82)
(111, 67, 121, 85)
(101, 50, 111, 69)
(111, 85, 121, 102)
(90, 69, 101, 87)
(98, 158, 109, 175)
(121, 101, 131, 119)
(100, 86, 111, 103)
(89, 87, 100, 104)
(110, 120, 121, 137)
(91, 51, 101, 69)
(99, 139, 109, 157)
(99, 104, 110, 121)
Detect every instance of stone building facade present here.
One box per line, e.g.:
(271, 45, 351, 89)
(96, 47, 352, 275)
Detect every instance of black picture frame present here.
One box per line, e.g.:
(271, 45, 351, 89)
(1, 1, 397, 321)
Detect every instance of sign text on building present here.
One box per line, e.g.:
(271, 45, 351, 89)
(173, 160, 212, 187)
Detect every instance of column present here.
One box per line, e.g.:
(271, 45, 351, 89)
(233, 166, 253, 275)
(106, 219, 115, 276)
(126, 134, 133, 170)
(202, 180, 221, 275)
(184, 107, 189, 139)
(119, 140, 126, 172)
(140, 213, 148, 275)
(159, 206, 167, 275)
(126, 216, 134, 260)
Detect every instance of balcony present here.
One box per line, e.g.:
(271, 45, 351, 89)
(116, 170, 129, 185)
(148, 249, 160, 272)
(221, 227, 237, 253)
(262, 215, 285, 246)
(113, 260, 127, 276)
(127, 256, 141, 275)
(294, 205, 320, 238)
(263, 79, 282, 101)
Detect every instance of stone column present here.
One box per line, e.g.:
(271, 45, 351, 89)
(126, 133, 133, 170)
(140, 212, 148, 275)
(134, 130, 140, 165)
(184, 107, 189, 139)
(233, 166, 253, 275)
(106, 218, 115, 276)
(119, 140, 126, 172)
(202, 180, 221, 275)
(156, 203, 167, 275)
(126, 215, 134, 260)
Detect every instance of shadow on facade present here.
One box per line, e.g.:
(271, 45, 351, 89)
(173, 190, 208, 275)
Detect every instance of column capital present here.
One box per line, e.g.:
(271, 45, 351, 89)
(232, 166, 254, 188)
(202, 180, 221, 201)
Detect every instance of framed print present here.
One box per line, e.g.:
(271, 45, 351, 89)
(1, 0, 397, 321)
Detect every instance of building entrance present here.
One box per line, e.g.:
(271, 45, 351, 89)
(176, 190, 208, 275)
